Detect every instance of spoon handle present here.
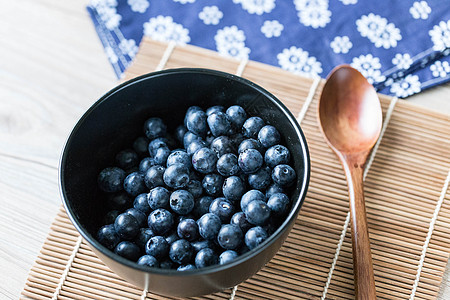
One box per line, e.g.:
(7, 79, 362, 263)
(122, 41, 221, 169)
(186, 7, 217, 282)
(343, 155, 377, 299)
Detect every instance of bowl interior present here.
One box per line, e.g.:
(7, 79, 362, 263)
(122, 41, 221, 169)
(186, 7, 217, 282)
(60, 68, 309, 273)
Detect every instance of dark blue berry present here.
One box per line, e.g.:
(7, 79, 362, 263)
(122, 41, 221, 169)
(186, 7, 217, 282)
(115, 149, 139, 171)
(183, 131, 202, 149)
(206, 105, 224, 116)
(267, 193, 290, 217)
(184, 106, 202, 127)
(175, 125, 187, 145)
(114, 213, 140, 240)
(219, 250, 239, 265)
(186, 109, 207, 136)
(195, 248, 218, 268)
(207, 112, 231, 137)
(167, 150, 191, 168)
(258, 125, 281, 148)
(238, 149, 263, 174)
(152, 146, 170, 166)
(244, 200, 271, 226)
(135, 228, 155, 249)
(202, 174, 224, 197)
(248, 166, 271, 190)
(193, 196, 214, 218)
(226, 105, 247, 130)
(186, 139, 206, 156)
(147, 187, 170, 210)
(222, 176, 245, 202)
(242, 117, 264, 139)
(125, 208, 147, 227)
(145, 236, 169, 259)
(169, 239, 194, 264)
(148, 138, 168, 156)
(191, 239, 216, 253)
(245, 226, 268, 250)
(240, 189, 266, 211)
(137, 255, 159, 268)
(192, 147, 218, 174)
(165, 231, 180, 244)
(186, 179, 203, 199)
(103, 210, 120, 225)
(160, 259, 175, 269)
(163, 163, 190, 189)
(238, 138, 263, 154)
(144, 165, 166, 189)
(106, 192, 132, 210)
(98, 167, 126, 193)
(97, 224, 120, 250)
(197, 213, 221, 240)
(217, 224, 243, 250)
(114, 241, 141, 261)
(144, 117, 167, 140)
(177, 219, 199, 241)
(210, 136, 235, 158)
(123, 172, 147, 196)
(133, 193, 151, 214)
(230, 212, 253, 233)
(178, 264, 196, 271)
(264, 145, 290, 168)
(265, 183, 284, 199)
(217, 153, 240, 176)
(209, 197, 235, 223)
(139, 157, 155, 173)
(148, 209, 174, 235)
(133, 136, 150, 157)
(170, 190, 195, 215)
(272, 164, 296, 187)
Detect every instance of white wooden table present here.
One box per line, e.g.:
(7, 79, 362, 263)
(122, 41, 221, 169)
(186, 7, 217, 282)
(1, 1, 449, 299)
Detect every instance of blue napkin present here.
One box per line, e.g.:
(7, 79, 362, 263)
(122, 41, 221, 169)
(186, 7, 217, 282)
(87, 0, 450, 98)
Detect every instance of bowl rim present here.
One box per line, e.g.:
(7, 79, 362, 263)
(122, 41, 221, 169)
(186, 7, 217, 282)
(59, 67, 310, 277)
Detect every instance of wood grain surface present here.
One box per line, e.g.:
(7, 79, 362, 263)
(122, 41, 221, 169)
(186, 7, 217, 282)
(1, 1, 449, 299)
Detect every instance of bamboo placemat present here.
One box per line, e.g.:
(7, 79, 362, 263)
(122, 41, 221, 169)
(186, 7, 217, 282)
(22, 39, 450, 300)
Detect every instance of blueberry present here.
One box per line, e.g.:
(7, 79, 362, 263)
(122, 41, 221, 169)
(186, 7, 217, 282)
(210, 136, 235, 158)
(114, 241, 141, 261)
(169, 239, 194, 265)
(106, 191, 132, 210)
(139, 157, 155, 173)
(175, 125, 187, 145)
(133, 136, 150, 157)
(195, 248, 218, 268)
(192, 147, 218, 174)
(238, 149, 263, 174)
(144, 165, 166, 189)
(272, 164, 296, 187)
(186, 179, 203, 199)
(245, 226, 268, 250)
(264, 145, 290, 168)
(148, 138, 168, 156)
(177, 219, 199, 241)
(226, 105, 247, 130)
(202, 174, 224, 197)
(165, 231, 180, 244)
(97, 224, 120, 250)
(230, 212, 253, 233)
(147, 187, 170, 210)
(267, 193, 290, 217)
(248, 166, 271, 190)
(207, 112, 231, 137)
(206, 105, 224, 116)
(125, 208, 147, 227)
(133, 193, 151, 214)
(144, 117, 167, 140)
(191, 239, 216, 253)
(123, 172, 147, 196)
(148, 209, 174, 235)
(238, 138, 263, 154)
(222, 176, 245, 202)
(265, 183, 284, 199)
(186, 109, 207, 136)
(217, 153, 240, 177)
(219, 250, 239, 265)
(160, 259, 175, 269)
(209, 197, 235, 223)
(103, 210, 120, 225)
(242, 117, 264, 139)
(135, 228, 155, 249)
(163, 163, 190, 189)
(170, 190, 195, 215)
(137, 255, 159, 268)
(197, 213, 221, 240)
(193, 195, 214, 218)
(217, 224, 243, 250)
(258, 125, 281, 148)
(167, 150, 191, 168)
(115, 149, 139, 171)
(184, 106, 203, 127)
(186, 139, 207, 156)
(153, 146, 171, 166)
(244, 200, 271, 226)
(240, 189, 266, 211)
(145, 236, 169, 259)
(178, 264, 196, 271)
(98, 167, 126, 193)
(114, 213, 140, 240)
(183, 131, 202, 149)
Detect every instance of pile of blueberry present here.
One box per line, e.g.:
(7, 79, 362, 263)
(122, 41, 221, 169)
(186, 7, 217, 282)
(96, 105, 296, 271)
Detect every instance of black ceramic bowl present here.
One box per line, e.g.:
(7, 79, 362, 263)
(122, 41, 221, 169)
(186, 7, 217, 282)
(60, 68, 310, 297)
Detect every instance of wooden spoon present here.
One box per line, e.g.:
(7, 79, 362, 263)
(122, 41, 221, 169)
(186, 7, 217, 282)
(317, 65, 381, 299)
